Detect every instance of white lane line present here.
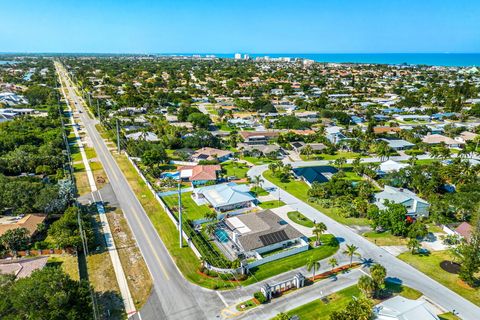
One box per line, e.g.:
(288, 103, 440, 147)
(216, 291, 229, 308)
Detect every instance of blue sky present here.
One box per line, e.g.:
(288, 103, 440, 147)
(1, 0, 479, 53)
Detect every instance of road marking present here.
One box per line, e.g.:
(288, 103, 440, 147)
(216, 291, 229, 307)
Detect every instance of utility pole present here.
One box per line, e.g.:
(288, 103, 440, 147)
(96, 99, 101, 121)
(116, 119, 121, 154)
(178, 182, 183, 248)
(87, 92, 92, 108)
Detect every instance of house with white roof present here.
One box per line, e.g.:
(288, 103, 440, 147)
(192, 182, 256, 212)
(379, 139, 415, 151)
(378, 160, 409, 174)
(374, 296, 439, 320)
(374, 186, 430, 218)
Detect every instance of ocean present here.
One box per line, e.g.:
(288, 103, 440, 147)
(161, 53, 480, 67)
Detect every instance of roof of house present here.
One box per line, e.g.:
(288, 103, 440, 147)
(380, 139, 415, 149)
(239, 143, 281, 154)
(195, 182, 255, 208)
(375, 186, 429, 211)
(373, 126, 401, 134)
(239, 131, 280, 139)
(459, 131, 478, 141)
(0, 214, 46, 237)
(291, 142, 327, 151)
(0, 257, 49, 279)
(455, 222, 473, 241)
(192, 147, 232, 160)
(293, 166, 338, 184)
(125, 131, 159, 141)
(225, 209, 305, 252)
(374, 296, 439, 320)
(422, 134, 463, 145)
(179, 165, 221, 181)
(379, 160, 409, 173)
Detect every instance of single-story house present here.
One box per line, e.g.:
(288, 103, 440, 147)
(0, 214, 46, 237)
(239, 131, 280, 145)
(374, 186, 430, 218)
(290, 141, 327, 153)
(192, 182, 256, 212)
(379, 139, 415, 151)
(125, 131, 159, 142)
(225, 209, 307, 255)
(191, 147, 233, 163)
(293, 166, 338, 186)
(374, 296, 439, 320)
(325, 126, 347, 144)
(378, 160, 409, 174)
(0, 256, 49, 279)
(422, 134, 464, 148)
(238, 143, 284, 158)
(373, 126, 401, 135)
(394, 114, 431, 122)
(443, 222, 473, 242)
(455, 131, 478, 143)
(179, 165, 221, 186)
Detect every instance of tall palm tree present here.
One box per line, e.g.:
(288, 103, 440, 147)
(301, 145, 313, 159)
(343, 244, 361, 267)
(357, 275, 375, 298)
(268, 162, 278, 174)
(312, 222, 327, 246)
(253, 175, 264, 191)
(306, 257, 321, 281)
(204, 210, 217, 222)
(328, 257, 338, 272)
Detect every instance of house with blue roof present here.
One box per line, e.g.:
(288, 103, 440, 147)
(192, 182, 257, 213)
(292, 166, 338, 186)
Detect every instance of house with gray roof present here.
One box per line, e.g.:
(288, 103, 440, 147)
(379, 138, 415, 151)
(374, 186, 430, 218)
(225, 209, 307, 255)
(192, 182, 256, 212)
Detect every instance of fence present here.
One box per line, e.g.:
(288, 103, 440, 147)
(1, 248, 74, 259)
(125, 153, 202, 259)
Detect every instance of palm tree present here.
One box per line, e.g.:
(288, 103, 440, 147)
(253, 175, 264, 191)
(204, 210, 217, 222)
(357, 275, 375, 298)
(312, 222, 327, 246)
(375, 141, 391, 161)
(205, 223, 216, 237)
(268, 162, 278, 174)
(343, 244, 361, 267)
(328, 257, 338, 272)
(407, 238, 421, 254)
(306, 257, 321, 281)
(301, 145, 314, 159)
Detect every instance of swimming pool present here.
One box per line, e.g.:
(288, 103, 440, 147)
(215, 229, 229, 243)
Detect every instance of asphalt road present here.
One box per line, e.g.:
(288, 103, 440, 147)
(248, 165, 480, 320)
(56, 65, 224, 320)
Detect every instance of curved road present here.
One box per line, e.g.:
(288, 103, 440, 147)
(248, 164, 480, 320)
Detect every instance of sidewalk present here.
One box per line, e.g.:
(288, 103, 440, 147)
(57, 64, 136, 316)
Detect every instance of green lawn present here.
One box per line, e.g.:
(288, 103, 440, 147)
(250, 186, 269, 196)
(398, 250, 480, 306)
(438, 312, 461, 320)
(278, 282, 422, 320)
(162, 192, 214, 221)
(282, 285, 361, 320)
(287, 211, 314, 228)
(244, 234, 339, 285)
(241, 156, 274, 165)
(363, 231, 408, 246)
(263, 170, 369, 226)
(259, 200, 286, 210)
(222, 161, 249, 178)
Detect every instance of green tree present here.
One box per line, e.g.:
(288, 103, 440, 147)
(328, 257, 338, 271)
(343, 244, 361, 267)
(330, 296, 373, 320)
(47, 207, 94, 249)
(407, 238, 421, 254)
(0, 228, 30, 254)
(188, 113, 212, 129)
(370, 264, 387, 297)
(312, 222, 327, 246)
(357, 275, 375, 298)
(306, 257, 321, 281)
(301, 145, 314, 159)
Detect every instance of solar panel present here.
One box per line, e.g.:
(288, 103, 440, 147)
(259, 230, 289, 246)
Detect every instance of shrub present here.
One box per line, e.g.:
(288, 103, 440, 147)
(253, 291, 267, 304)
(405, 149, 425, 156)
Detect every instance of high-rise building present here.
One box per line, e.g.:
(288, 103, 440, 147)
(243, 54, 250, 60)
(234, 53, 242, 60)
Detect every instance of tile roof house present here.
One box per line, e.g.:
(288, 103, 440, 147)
(179, 165, 221, 186)
(290, 141, 327, 153)
(192, 182, 256, 212)
(0, 214, 46, 237)
(225, 209, 306, 254)
(293, 166, 338, 186)
(422, 134, 464, 148)
(455, 131, 478, 143)
(374, 296, 439, 320)
(238, 143, 284, 158)
(191, 147, 233, 163)
(374, 186, 430, 218)
(239, 131, 280, 145)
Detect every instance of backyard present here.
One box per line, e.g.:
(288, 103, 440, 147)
(162, 192, 214, 221)
(222, 161, 250, 179)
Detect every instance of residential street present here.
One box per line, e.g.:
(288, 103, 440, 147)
(248, 165, 480, 320)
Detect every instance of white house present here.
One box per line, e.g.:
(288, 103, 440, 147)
(374, 296, 439, 320)
(374, 186, 430, 218)
(378, 160, 409, 174)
